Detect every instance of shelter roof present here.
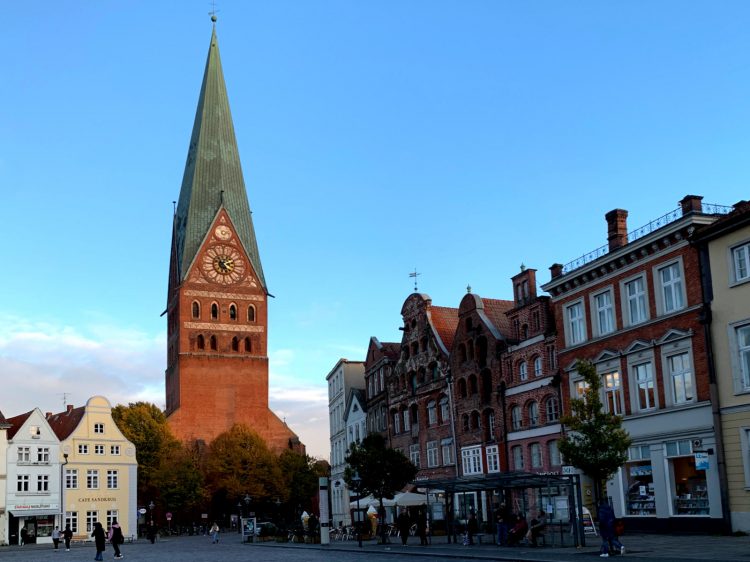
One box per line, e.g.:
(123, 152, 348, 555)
(416, 471, 572, 492)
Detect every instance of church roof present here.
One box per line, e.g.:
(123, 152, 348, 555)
(173, 26, 266, 290)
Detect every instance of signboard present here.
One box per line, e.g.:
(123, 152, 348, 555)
(581, 507, 598, 536)
(241, 517, 256, 542)
(201, 513, 208, 519)
(695, 452, 709, 471)
(166, 512, 172, 521)
(562, 465, 576, 475)
(138, 508, 147, 515)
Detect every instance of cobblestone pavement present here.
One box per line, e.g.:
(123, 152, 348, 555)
(1, 532, 749, 562)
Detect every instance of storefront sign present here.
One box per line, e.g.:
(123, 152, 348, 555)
(694, 452, 709, 471)
(561, 465, 577, 475)
(78, 497, 117, 503)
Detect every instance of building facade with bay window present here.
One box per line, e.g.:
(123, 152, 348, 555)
(542, 195, 731, 532)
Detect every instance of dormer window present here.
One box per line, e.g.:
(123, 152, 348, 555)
(94, 423, 104, 434)
(29, 425, 41, 439)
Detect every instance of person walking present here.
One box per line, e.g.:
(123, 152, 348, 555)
(396, 508, 411, 546)
(63, 524, 73, 551)
(146, 520, 157, 544)
(91, 522, 106, 561)
(108, 518, 124, 559)
(52, 526, 61, 549)
(210, 522, 220, 544)
(466, 509, 479, 546)
(598, 499, 625, 557)
(20, 527, 28, 546)
(416, 507, 428, 546)
(495, 502, 513, 546)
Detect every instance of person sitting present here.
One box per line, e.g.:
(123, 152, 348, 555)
(506, 513, 528, 546)
(526, 510, 547, 546)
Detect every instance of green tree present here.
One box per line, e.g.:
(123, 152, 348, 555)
(112, 402, 179, 502)
(558, 359, 631, 505)
(344, 434, 417, 543)
(154, 440, 207, 518)
(205, 424, 284, 510)
(278, 451, 328, 526)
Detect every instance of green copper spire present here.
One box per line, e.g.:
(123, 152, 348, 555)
(173, 26, 266, 290)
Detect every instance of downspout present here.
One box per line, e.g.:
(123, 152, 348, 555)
(696, 241, 732, 534)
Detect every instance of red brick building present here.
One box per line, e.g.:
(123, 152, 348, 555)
(165, 26, 301, 453)
(541, 195, 730, 532)
(363, 337, 400, 440)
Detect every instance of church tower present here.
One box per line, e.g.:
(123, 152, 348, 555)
(165, 21, 302, 453)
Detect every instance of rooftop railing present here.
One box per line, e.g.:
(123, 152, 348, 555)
(561, 202, 732, 274)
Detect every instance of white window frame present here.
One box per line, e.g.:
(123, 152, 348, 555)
(441, 438, 455, 466)
(427, 441, 439, 468)
(107, 510, 119, 530)
(78, 444, 89, 455)
(662, 339, 695, 406)
(427, 400, 437, 425)
(731, 239, 750, 285)
(626, 348, 658, 412)
(486, 445, 500, 473)
(86, 511, 98, 533)
(519, 361, 528, 381)
(461, 446, 483, 475)
(512, 445, 524, 470)
(621, 273, 650, 327)
(94, 423, 105, 434)
(440, 396, 449, 424)
(591, 287, 615, 337)
(603, 371, 624, 415)
(530, 443, 542, 468)
(37, 447, 50, 463)
(653, 258, 687, 315)
(111, 445, 120, 456)
(511, 406, 522, 431)
(546, 397, 559, 422)
(403, 410, 411, 432)
(37, 474, 49, 492)
(17, 474, 29, 492)
(729, 319, 750, 395)
(410, 443, 421, 468)
(528, 401, 540, 427)
(94, 444, 105, 455)
(66, 511, 78, 533)
(534, 356, 543, 377)
(548, 440, 561, 466)
(107, 470, 118, 489)
(66, 468, 78, 489)
(87, 469, 99, 490)
(17, 446, 30, 462)
(565, 299, 587, 346)
(393, 411, 401, 434)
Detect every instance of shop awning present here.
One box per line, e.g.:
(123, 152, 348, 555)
(10, 509, 59, 517)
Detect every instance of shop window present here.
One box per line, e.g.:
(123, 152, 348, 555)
(665, 440, 709, 515)
(624, 445, 655, 516)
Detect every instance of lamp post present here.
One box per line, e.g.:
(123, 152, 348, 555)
(60, 453, 68, 530)
(444, 367, 459, 544)
(352, 471, 362, 548)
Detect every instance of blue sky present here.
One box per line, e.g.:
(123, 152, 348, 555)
(1, 1, 749, 458)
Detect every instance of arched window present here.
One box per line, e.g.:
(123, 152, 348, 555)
(231, 337, 239, 352)
(548, 440, 561, 466)
(209, 335, 217, 351)
(439, 396, 449, 423)
(244, 337, 252, 352)
(462, 413, 469, 431)
(528, 401, 540, 426)
(468, 374, 478, 395)
(427, 401, 437, 425)
(410, 404, 419, 427)
(470, 410, 480, 430)
(403, 408, 411, 431)
(192, 301, 200, 319)
(511, 406, 522, 430)
(211, 303, 219, 320)
(197, 335, 205, 350)
(484, 409, 495, 441)
(519, 361, 528, 381)
(392, 410, 401, 434)
(512, 445, 524, 470)
(229, 304, 237, 320)
(534, 356, 543, 377)
(458, 378, 467, 398)
(248, 305, 256, 322)
(410, 373, 418, 393)
(530, 443, 542, 468)
(546, 397, 559, 422)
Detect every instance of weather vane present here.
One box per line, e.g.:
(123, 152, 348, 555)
(209, 0, 219, 22)
(409, 268, 421, 292)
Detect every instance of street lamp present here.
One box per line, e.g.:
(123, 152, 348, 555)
(60, 453, 69, 530)
(352, 471, 362, 548)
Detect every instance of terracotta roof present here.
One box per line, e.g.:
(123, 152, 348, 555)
(481, 298, 514, 336)
(430, 306, 460, 352)
(46, 405, 86, 441)
(5, 410, 33, 439)
(381, 342, 401, 361)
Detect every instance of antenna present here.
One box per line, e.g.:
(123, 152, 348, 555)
(58, 393, 71, 408)
(172, 200, 176, 216)
(409, 268, 421, 292)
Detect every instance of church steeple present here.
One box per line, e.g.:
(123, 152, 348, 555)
(172, 25, 266, 291)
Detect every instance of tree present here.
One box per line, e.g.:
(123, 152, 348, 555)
(344, 434, 417, 543)
(558, 359, 632, 506)
(277, 451, 328, 527)
(112, 402, 180, 502)
(153, 440, 207, 519)
(205, 424, 284, 513)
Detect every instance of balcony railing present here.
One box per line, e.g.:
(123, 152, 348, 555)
(562, 202, 732, 274)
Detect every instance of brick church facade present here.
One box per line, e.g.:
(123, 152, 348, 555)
(165, 24, 302, 453)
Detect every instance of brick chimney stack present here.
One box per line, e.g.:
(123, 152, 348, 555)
(67, 404, 74, 413)
(550, 263, 563, 279)
(605, 208, 629, 251)
(680, 195, 703, 215)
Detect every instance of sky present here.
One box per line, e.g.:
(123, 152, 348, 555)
(1, 1, 749, 459)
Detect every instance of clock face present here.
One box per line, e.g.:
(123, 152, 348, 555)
(214, 225, 232, 240)
(202, 245, 245, 284)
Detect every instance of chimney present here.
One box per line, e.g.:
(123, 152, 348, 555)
(67, 404, 74, 413)
(550, 263, 563, 279)
(605, 209, 629, 251)
(680, 195, 703, 215)
(45, 412, 52, 419)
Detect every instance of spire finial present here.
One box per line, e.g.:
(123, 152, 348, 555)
(209, 0, 219, 23)
(467, 284, 472, 294)
(520, 263, 526, 272)
(409, 268, 421, 292)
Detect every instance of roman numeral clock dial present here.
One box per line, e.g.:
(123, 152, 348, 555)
(202, 245, 246, 284)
